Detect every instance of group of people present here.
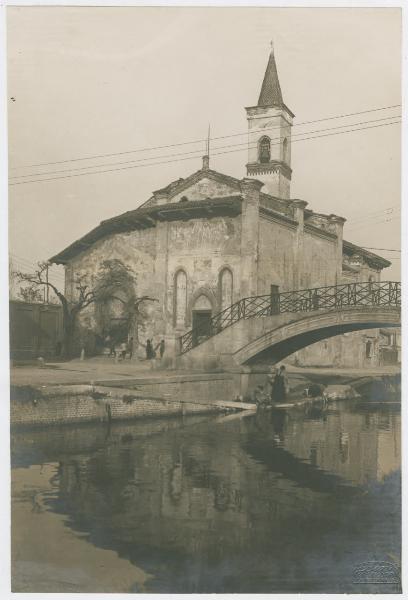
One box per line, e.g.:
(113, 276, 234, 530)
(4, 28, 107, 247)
(253, 365, 289, 407)
(105, 336, 165, 361)
(144, 338, 165, 360)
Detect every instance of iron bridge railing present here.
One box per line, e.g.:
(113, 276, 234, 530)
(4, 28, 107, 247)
(178, 281, 401, 355)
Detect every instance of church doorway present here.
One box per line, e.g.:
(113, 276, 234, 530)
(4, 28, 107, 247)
(192, 310, 212, 345)
(191, 294, 213, 346)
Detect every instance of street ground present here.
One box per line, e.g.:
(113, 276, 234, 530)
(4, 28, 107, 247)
(9, 355, 400, 388)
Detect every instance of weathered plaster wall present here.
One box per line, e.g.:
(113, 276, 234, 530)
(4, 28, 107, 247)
(302, 232, 337, 288)
(257, 217, 297, 294)
(287, 329, 381, 369)
(165, 215, 242, 331)
(292, 259, 383, 368)
(67, 228, 156, 298)
(65, 228, 161, 346)
(256, 170, 290, 199)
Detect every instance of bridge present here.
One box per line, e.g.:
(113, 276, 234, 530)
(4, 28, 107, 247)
(178, 281, 401, 369)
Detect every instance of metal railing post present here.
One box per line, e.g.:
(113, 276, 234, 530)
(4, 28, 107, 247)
(270, 285, 280, 315)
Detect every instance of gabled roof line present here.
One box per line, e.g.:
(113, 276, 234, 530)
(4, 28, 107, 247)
(153, 167, 242, 199)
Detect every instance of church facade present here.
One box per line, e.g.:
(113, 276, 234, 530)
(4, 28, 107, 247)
(51, 46, 390, 367)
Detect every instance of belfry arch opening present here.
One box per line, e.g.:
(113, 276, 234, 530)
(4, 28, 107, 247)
(259, 136, 271, 163)
(282, 137, 288, 163)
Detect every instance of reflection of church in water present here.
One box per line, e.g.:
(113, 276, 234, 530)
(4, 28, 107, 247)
(52, 44, 392, 366)
(42, 405, 400, 592)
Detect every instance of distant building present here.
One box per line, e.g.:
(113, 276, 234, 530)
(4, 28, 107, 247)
(51, 45, 392, 364)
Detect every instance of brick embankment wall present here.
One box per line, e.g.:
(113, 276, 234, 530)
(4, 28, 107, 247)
(10, 381, 230, 428)
(11, 388, 223, 427)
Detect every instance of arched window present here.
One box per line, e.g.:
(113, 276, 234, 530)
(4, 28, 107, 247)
(259, 136, 271, 164)
(219, 268, 233, 311)
(174, 270, 187, 327)
(283, 137, 288, 163)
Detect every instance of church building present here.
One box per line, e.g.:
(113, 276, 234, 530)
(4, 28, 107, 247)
(51, 45, 391, 367)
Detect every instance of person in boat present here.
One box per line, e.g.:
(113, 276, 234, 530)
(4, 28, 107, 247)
(271, 365, 289, 403)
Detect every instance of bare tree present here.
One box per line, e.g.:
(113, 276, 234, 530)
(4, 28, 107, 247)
(14, 259, 157, 358)
(18, 286, 44, 304)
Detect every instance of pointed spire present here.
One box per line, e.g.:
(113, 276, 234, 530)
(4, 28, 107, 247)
(257, 41, 284, 108)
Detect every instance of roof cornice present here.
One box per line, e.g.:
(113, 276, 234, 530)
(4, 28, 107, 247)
(50, 196, 243, 264)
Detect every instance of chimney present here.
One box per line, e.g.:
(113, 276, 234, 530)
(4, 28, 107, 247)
(202, 155, 210, 171)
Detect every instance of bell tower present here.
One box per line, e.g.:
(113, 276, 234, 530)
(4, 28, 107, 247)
(245, 43, 294, 199)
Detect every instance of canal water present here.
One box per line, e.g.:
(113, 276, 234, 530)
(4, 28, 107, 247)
(11, 397, 401, 593)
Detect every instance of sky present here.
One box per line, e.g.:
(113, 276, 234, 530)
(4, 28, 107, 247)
(7, 6, 402, 282)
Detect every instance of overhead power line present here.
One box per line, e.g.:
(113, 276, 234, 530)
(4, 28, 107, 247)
(346, 206, 399, 226)
(347, 214, 400, 233)
(347, 208, 400, 228)
(10, 104, 401, 170)
(8, 119, 401, 187)
(9, 115, 400, 181)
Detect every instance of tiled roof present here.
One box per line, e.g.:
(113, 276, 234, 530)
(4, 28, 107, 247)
(258, 50, 284, 108)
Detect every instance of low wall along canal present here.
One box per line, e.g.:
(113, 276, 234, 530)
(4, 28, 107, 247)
(10, 366, 400, 428)
(10, 373, 249, 428)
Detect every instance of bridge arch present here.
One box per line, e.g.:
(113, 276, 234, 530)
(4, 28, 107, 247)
(234, 307, 401, 365)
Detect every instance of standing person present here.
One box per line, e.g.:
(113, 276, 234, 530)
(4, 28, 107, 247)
(127, 337, 134, 359)
(159, 339, 165, 359)
(145, 339, 153, 360)
(107, 335, 116, 358)
(119, 341, 127, 360)
(271, 365, 289, 403)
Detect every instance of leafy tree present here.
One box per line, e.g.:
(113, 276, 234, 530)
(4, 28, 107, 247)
(14, 259, 157, 358)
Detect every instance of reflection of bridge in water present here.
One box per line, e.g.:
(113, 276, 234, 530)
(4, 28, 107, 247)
(11, 403, 401, 593)
(179, 281, 401, 367)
